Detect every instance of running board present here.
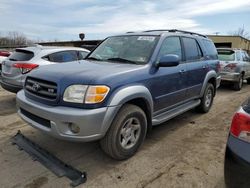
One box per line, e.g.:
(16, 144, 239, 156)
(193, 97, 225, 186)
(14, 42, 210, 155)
(152, 99, 201, 125)
(12, 131, 87, 187)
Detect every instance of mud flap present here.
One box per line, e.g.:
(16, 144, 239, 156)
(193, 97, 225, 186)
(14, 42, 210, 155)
(12, 131, 87, 187)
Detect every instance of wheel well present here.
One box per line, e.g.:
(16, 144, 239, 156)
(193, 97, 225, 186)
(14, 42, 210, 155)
(126, 98, 152, 131)
(242, 71, 245, 77)
(208, 77, 216, 96)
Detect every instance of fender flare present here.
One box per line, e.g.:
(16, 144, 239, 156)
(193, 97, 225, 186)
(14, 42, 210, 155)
(100, 85, 154, 134)
(200, 70, 217, 97)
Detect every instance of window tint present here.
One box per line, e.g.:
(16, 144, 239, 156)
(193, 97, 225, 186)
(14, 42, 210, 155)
(157, 37, 182, 61)
(78, 51, 88, 60)
(182, 37, 202, 61)
(88, 35, 159, 64)
(202, 40, 218, 59)
(48, 51, 78, 62)
(8, 49, 34, 61)
(218, 50, 235, 61)
(242, 51, 250, 61)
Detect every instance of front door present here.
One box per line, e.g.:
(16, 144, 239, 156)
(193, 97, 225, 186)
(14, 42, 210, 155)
(151, 36, 187, 113)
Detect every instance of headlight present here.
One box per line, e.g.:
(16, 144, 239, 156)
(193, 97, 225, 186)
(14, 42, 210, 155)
(63, 85, 88, 103)
(63, 85, 110, 104)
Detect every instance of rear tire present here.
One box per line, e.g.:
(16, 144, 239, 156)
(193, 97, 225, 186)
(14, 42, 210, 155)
(233, 74, 243, 91)
(100, 104, 147, 160)
(197, 83, 214, 113)
(247, 78, 250, 85)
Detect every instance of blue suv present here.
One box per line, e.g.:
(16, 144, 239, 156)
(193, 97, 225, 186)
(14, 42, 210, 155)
(16, 29, 221, 160)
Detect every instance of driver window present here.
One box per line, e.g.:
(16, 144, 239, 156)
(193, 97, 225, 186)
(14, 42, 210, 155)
(157, 37, 182, 61)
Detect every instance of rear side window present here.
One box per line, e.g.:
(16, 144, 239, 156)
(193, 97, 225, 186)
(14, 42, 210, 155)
(47, 51, 78, 62)
(236, 51, 241, 61)
(218, 50, 235, 61)
(242, 51, 250, 62)
(202, 40, 218, 59)
(182, 37, 202, 61)
(8, 49, 34, 61)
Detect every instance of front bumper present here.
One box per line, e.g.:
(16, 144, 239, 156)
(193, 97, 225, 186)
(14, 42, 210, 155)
(224, 134, 250, 187)
(220, 72, 240, 82)
(16, 90, 120, 142)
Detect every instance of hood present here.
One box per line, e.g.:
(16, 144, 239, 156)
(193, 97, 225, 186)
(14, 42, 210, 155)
(28, 60, 145, 86)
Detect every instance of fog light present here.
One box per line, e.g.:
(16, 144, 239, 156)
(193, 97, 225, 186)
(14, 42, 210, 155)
(69, 123, 80, 134)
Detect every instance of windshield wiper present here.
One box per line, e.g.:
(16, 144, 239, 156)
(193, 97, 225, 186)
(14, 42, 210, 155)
(85, 57, 102, 61)
(107, 58, 137, 64)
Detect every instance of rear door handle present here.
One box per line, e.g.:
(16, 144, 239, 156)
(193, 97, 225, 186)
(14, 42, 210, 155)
(203, 64, 208, 69)
(179, 70, 186, 74)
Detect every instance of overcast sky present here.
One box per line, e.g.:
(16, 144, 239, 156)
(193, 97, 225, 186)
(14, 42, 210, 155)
(0, 0, 250, 41)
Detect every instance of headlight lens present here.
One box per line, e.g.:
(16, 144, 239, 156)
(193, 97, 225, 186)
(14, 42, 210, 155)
(63, 85, 110, 104)
(63, 85, 88, 103)
(85, 85, 110, 104)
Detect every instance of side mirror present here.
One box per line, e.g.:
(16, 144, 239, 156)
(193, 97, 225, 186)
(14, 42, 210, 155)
(157, 54, 180, 67)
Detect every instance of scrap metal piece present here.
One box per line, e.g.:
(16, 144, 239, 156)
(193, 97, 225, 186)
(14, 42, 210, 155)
(12, 131, 87, 187)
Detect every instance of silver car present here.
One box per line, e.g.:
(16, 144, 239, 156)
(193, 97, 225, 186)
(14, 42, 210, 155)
(218, 48, 250, 90)
(0, 46, 89, 93)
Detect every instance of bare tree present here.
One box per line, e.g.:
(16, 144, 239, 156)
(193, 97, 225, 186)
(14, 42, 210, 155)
(0, 31, 34, 47)
(229, 25, 249, 39)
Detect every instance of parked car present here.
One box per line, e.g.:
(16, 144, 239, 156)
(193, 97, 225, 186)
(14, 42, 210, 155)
(0, 50, 11, 73)
(0, 46, 90, 93)
(218, 48, 250, 91)
(16, 29, 221, 160)
(224, 98, 250, 187)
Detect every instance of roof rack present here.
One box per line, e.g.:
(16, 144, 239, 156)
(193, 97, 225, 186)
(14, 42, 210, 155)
(143, 29, 207, 38)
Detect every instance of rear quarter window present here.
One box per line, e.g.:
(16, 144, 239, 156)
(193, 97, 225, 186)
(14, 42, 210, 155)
(8, 49, 34, 61)
(202, 40, 218, 60)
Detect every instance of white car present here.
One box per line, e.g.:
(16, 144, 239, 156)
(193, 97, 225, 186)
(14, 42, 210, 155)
(0, 51, 11, 73)
(1, 46, 90, 93)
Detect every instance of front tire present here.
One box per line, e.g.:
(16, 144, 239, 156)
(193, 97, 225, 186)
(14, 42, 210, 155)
(100, 104, 147, 160)
(197, 83, 214, 113)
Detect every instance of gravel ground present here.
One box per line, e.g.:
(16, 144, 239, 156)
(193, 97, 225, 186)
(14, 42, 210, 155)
(0, 84, 249, 188)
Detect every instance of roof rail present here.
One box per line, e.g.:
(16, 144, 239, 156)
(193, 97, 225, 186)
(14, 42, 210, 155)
(143, 29, 207, 38)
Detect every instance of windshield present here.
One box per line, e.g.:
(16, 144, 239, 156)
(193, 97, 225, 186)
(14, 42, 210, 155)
(87, 35, 159, 64)
(218, 50, 235, 61)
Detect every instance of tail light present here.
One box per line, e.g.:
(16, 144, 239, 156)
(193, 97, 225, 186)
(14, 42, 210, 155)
(13, 62, 39, 74)
(217, 62, 221, 72)
(225, 63, 237, 70)
(230, 112, 250, 142)
(0, 51, 10, 57)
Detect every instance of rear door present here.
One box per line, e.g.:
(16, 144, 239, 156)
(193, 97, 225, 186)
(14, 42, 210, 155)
(182, 37, 207, 99)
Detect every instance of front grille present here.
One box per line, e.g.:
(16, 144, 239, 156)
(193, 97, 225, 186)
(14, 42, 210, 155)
(20, 108, 51, 128)
(25, 77, 57, 100)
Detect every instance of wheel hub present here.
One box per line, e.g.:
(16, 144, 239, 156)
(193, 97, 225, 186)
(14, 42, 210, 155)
(120, 117, 141, 149)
